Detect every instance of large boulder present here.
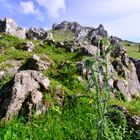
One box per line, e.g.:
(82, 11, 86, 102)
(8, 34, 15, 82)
(26, 28, 48, 40)
(0, 18, 26, 39)
(82, 45, 98, 56)
(0, 70, 50, 121)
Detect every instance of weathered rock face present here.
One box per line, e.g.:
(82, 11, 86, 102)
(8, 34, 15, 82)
(0, 70, 50, 121)
(0, 18, 26, 39)
(130, 57, 140, 82)
(111, 46, 140, 100)
(81, 45, 98, 56)
(52, 21, 83, 32)
(88, 24, 108, 41)
(26, 28, 48, 40)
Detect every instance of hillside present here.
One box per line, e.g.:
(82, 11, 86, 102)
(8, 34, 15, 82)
(0, 18, 140, 139)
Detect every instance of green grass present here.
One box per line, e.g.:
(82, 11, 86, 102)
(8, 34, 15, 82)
(123, 41, 140, 59)
(0, 34, 140, 139)
(109, 97, 140, 115)
(0, 97, 97, 140)
(50, 29, 76, 42)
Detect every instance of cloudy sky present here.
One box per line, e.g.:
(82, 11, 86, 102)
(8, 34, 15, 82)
(0, 0, 140, 42)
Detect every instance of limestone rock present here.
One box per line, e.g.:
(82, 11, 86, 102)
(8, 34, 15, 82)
(26, 28, 48, 40)
(0, 18, 26, 39)
(82, 45, 98, 56)
(111, 46, 140, 100)
(0, 70, 50, 121)
(88, 24, 108, 41)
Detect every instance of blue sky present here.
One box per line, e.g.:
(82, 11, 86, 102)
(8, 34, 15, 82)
(0, 0, 140, 42)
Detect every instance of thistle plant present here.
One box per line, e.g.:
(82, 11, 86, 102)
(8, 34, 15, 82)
(84, 38, 113, 139)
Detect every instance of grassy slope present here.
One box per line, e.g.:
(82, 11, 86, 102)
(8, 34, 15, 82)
(49, 29, 76, 42)
(0, 33, 140, 139)
(123, 41, 140, 59)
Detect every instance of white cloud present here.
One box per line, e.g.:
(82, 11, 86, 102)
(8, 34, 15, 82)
(19, 1, 44, 21)
(35, 0, 65, 18)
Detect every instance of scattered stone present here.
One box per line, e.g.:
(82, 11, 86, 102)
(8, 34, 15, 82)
(47, 32, 53, 40)
(0, 70, 50, 121)
(20, 54, 51, 71)
(57, 41, 65, 48)
(23, 41, 35, 52)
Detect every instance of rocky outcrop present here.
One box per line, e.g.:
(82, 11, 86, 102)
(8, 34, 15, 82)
(111, 46, 140, 100)
(26, 28, 48, 40)
(77, 46, 140, 101)
(129, 57, 140, 82)
(52, 21, 108, 41)
(0, 18, 26, 39)
(0, 70, 50, 121)
(88, 24, 108, 41)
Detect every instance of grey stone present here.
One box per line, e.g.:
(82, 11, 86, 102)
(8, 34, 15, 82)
(82, 45, 98, 56)
(0, 70, 50, 121)
(23, 41, 35, 52)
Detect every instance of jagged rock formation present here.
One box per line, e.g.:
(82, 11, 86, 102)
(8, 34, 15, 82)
(0, 70, 50, 121)
(111, 47, 140, 100)
(26, 28, 48, 40)
(52, 21, 108, 42)
(0, 18, 26, 39)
